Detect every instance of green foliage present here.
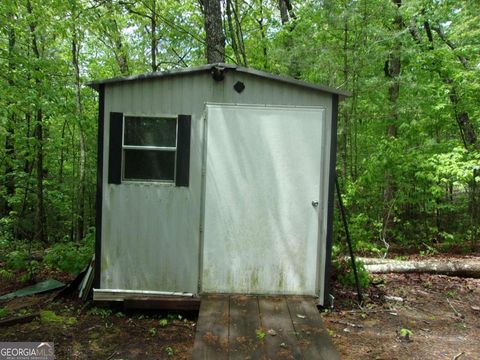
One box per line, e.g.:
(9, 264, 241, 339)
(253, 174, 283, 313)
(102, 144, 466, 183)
(6, 250, 29, 271)
(87, 307, 113, 319)
(0, 0, 478, 271)
(446, 290, 457, 298)
(0, 269, 14, 281)
(43, 232, 94, 274)
(399, 328, 413, 339)
(256, 329, 267, 341)
(419, 243, 438, 257)
(40, 310, 77, 325)
(0, 307, 10, 318)
(165, 346, 174, 357)
(167, 313, 183, 321)
(334, 257, 370, 289)
(159, 318, 169, 327)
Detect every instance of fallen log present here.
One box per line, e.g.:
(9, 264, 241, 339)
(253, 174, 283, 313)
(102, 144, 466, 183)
(359, 257, 480, 278)
(0, 313, 39, 327)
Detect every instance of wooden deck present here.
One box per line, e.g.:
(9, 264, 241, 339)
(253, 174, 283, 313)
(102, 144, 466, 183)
(192, 295, 340, 360)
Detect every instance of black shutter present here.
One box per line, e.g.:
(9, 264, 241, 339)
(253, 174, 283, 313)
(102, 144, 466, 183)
(108, 112, 123, 184)
(175, 114, 191, 187)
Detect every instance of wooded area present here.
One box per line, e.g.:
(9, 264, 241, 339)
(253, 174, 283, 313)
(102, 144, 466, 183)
(0, 0, 479, 275)
(0, 2, 479, 359)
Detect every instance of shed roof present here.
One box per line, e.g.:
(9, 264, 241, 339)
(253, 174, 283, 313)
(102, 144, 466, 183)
(86, 63, 351, 97)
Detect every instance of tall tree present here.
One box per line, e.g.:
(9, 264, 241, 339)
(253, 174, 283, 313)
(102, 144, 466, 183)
(2, 8, 16, 216)
(70, 0, 87, 241)
(95, 0, 131, 75)
(253, 0, 269, 69)
(340, 0, 349, 179)
(382, 0, 403, 240)
(27, 0, 48, 242)
(201, 0, 225, 63)
(278, 0, 295, 25)
(120, 0, 162, 71)
(226, 0, 247, 66)
(0, 0, 477, 252)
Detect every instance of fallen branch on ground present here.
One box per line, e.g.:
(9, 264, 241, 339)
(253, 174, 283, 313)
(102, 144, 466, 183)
(329, 319, 364, 328)
(358, 257, 480, 278)
(0, 313, 39, 326)
(447, 298, 464, 319)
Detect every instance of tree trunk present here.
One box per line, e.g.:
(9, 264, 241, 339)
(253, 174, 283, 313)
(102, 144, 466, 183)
(470, 168, 479, 250)
(150, 4, 158, 72)
(58, 119, 67, 183)
(225, 0, 247, 66)
(71, 22, 86, 242)
(233, 0, 247, 66)
(278, 0, 295, 25)
(203, 0, 225, 63)
(340, 9, 349, 179)
(278, 0, 289, 24)
(103, 0, 130, 75)
(77, 130, 86, 241)
(277, 0, 298, 77)
(382, 0, 402, 240)
(34, 109, 47, 243)
(28, 0, 48, 243)
(448, 85, 478, 149)
(2, 12, 16, 216)
(409, 19, 478, 151)
(359, 257, 480, 278)
(256, 0, 268, 69)
(226, 0, 241, 64)
(114, 29, 130, 75)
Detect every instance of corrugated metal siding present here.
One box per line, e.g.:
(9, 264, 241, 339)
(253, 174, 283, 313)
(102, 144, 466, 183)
(101, 71, 333, 296)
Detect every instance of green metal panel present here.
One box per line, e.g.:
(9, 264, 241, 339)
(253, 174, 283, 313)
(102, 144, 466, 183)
(0, 279, 65, 300)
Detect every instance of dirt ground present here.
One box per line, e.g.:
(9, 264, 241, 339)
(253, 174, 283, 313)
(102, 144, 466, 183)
(325, 270, 480, 359)
(0, 270, 196, 359)
(1, 257, 479, 359)
(1, 304, 196, 359)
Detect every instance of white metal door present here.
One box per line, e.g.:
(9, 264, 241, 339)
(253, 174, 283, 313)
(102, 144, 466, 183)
(201, 104, 325, 295)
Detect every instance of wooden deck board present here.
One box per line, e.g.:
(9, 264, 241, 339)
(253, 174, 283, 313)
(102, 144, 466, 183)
(228, 295, 265, 359)
(287, 297, 340, 360)
(192, 295, 230, 360)
(258, 296, 303, 360)
(192, 295, 338, 360)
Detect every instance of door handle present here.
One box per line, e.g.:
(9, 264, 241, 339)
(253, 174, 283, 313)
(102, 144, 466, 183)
(312, 200, 319, 208)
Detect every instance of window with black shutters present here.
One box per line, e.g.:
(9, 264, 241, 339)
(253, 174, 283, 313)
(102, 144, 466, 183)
(122, 116, 177, 182)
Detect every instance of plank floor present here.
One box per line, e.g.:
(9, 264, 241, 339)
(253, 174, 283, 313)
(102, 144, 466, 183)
(192, 295, 340, 360)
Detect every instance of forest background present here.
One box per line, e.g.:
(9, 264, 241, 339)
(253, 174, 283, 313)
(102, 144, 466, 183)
(0, 0, 478, 279)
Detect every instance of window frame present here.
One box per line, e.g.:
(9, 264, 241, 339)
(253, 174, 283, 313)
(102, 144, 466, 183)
(121, 114, 179, 183)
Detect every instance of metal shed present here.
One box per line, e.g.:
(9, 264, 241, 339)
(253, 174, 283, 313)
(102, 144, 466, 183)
(88, 63, 348, 306)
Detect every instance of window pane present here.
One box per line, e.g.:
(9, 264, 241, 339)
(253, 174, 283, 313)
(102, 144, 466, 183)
(124, 150, 175, 181)
(124, 116, 176, 147)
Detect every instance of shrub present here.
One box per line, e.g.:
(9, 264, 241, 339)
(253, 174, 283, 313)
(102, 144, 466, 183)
(6, 250, 29, 271)
(0, 269, 14, 281)
(43, 231, 94, 274)
(334, 257, 370, 289)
